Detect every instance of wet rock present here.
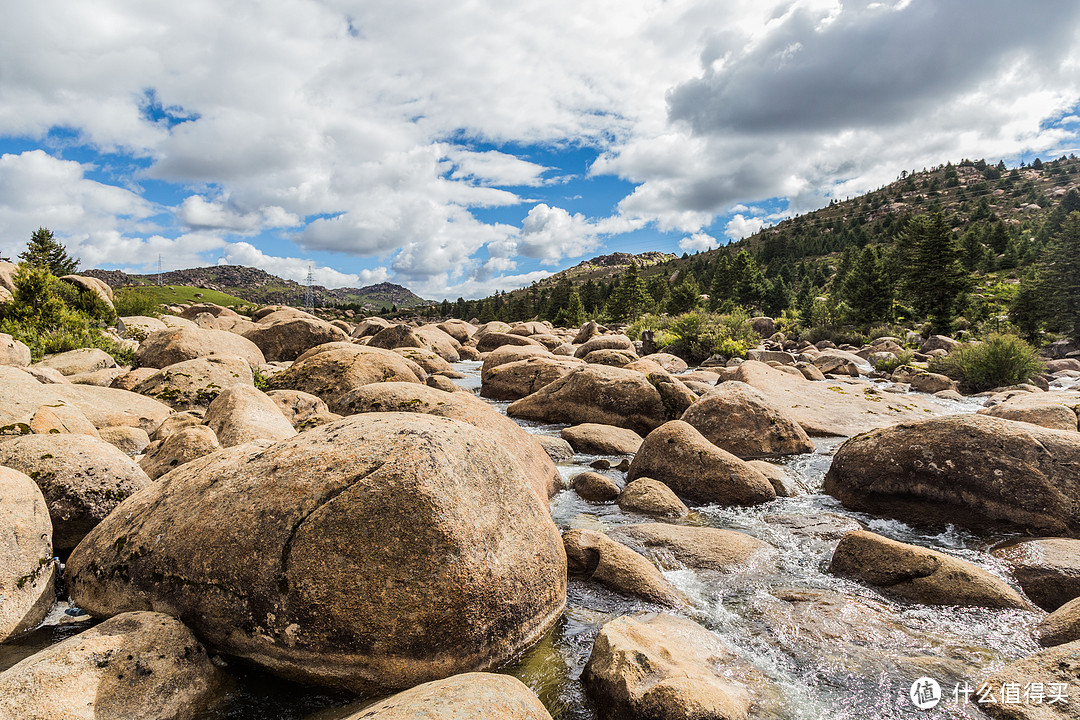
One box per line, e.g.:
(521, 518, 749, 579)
(0, 466, 56, 642)
(617, 478, 688, 518)
(0, 433, 151, 554)
(243, 317, 349, 362)
(571, 471, 620, 502)
(35, 347, 117, 376)
(762, 512, 865, 540)
(745, 460, 799, 497)
(563, 529, 684, 607)
(610, 523, 776, 573)
(133, 355, 254, 410)
(561, 423, 643, 455)
(266, 345, 422, 414)
(345, 672, 553, 720)
(824, 414, 1080, 537)
(626, 420, 776, 506)
(992, 538, 1080, 611)
(978, 640, 1080, 719)
(67, 414, 566, 693)
(680, 381, 814, 458)
(730, 360, 945, 437)
(830, 530, 1031, 609)
(340, 382, 562, 501)
(204, 384, 297, 447)
(135, 327, 265, 369)
(583, 613, 775, 720)
(508, 365, 671, 436)
(0, 611, 224, 720)
(0, 333, 31, 367)
(1038, 597, 1080, 647)
(97, 426, 151, 457)
(139, 425, 221, 480)
(536, 434, 574, 462)
(50, 382, 172, 434)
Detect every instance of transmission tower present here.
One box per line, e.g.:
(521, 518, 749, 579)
(157, 254, 163, 286)
(305, 266, 314, 314)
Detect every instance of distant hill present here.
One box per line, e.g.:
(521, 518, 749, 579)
(529, 251, 678, 289)
(85, 265, 429, 312)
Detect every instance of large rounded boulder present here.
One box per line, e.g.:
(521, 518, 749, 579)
(66, 413, 566, 692)
(680, 381, 814, 458)
(626, 420, 776, 506)
(266, 345, 422, 414)
(0, 433, 151, 554)
(0, 466, 57, 642)
(338, 382, 562, 500)
(243, 317, 349, 362)
(132, 355, 254, 410)
(824, 414, 1080, 536)
(347, 672, 552, 720)
(135, 327, 265, 369)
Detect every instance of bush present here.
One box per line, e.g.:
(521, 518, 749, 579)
(113, 287, 163, 317)
(626, 308, 757, 363)
(869, 349, 914, 373)
(929, 333, 1044, 392)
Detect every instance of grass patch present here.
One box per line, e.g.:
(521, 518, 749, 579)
(113, 285, 251, 310)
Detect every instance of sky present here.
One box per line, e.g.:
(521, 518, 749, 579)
(2, 0, 1080, 300)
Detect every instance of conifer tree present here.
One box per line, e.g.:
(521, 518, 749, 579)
(841, 245, 893, 324)
(606, 262, 649, 321)
(1043, 211, 1080, 342)
(555, 288, 586, 327)
(666, 272, 702, 315)
(19, 227, 79, 276)
(897, 212, 971, 331)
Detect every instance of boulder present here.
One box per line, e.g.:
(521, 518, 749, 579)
(560, 423, 643, 456)
(132, 355, 254, 410)
(473, 320, 513, 338)
(908, 371, 957, 394)
(571, 471, 620, 502)
(481, 355, 583, 401)
(637, 352, 689, 373)
(35, 348, 117, 376)
(0, 466, 56, 642)
(180, 302, 239, 320)
(29, 403, 100, 437)
(617, 478, 688, 518)
(824, 414, 1080, 537)
(480, 343, 553, 374)
(610, 523, 776, 573)
(67, 414, 566, 693)
(730, 360, 945, 436)
(139, 425, 221, 481)
(0, 261, 18, 293)
(574, 334, 634, 359)
(920, 335, 961, 353)
(59, 274, 114, 310)
(204, 384, 297, 447)
(508, 365, 671, 436)
(67, 366, 127, 387)
(978, 391, 1080, 433)
(535, 435, 573, 462)
(583, 613, 774, 720)
(392, 346, 454, 375)
(680, 381, 814, 458)
(626, 421, 776, 506)
(830, 530, 1031, 609)
(425, 375, 462, 394)
(344, 672, 552, 720)
(97, 426, 151, 457)
(750, 316, 776, 337)
(573, 321, 604, 344)
(23, 365, 68, 384)
(0, 333, 31, 367)
(476, 332, 541, 354)
(436, 319, 476, 344)
(582, 348, 637, 367)
(0, 366, 73, 433)
(150, 411, 204, 441)
(254, 307, 318, 324)
(745, 460, 799, 497)
(350, 316, 393, 338)
(243, 317, 349, 362)
(991, 538, 1080, 611)
(265, 389, 332, 429)
(0, 611, 224, 720)
(266, 345, 422, 414)
(0, 433, 151, 554)
(563, 529, 684, 607)
(110, 366, 158, 391)
(135, 327, 265, 369)
(413, 325, 463, 362)
(118, 315, 168, 339)
(811, 349, 869, 376)
(294, 341, 427, 380)
(978, 640, 1080, 719)
(337, 383, 562, 501)
(1038, 596, 1080, 647)
(748, 349, 796, 365)
(50, 383, 172, 434)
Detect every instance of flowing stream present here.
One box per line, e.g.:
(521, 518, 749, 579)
(2, 361, 1056, 720)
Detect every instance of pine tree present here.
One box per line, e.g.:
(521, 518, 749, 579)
(666, 272, 702, 315)
(1043, 211, 1080, 342)
(709, 255, 737, 310)
(897, 212, 971, 332)
(606, 262, 649, 321)
(732, 250, 767, 311)
(841, 245, 893, 324)
(555, 288, 586, 328)
(1009, 268, 1047, 342)
(19, 227, 79, 276)
(763, 276, 793, 317)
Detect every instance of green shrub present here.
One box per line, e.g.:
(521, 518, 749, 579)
(626, 308, 757, 362)
(869, 349, 914, 373)
(929, 333, 1044, 392)
(113, 287, 163, 317)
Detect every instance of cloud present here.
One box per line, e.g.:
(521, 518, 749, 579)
(679, 232, 720, 253)
(179, 195, 300, 232)
(440, 146, 551, 187)
(221, 241, 381, 288)
(724, 214, 768, 241)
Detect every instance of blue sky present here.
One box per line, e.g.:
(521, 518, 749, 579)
(2, 0, 1080, 300)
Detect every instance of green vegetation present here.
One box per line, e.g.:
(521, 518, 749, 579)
(111, 284, 250, 310)
(627, 309, 758, 363)
(0, 243, 131, 363)
(930, 333, 1044, 392)
(112, 287, 164, 317)
(19, 227, 79, 276)
(869, 348, 914, 373)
